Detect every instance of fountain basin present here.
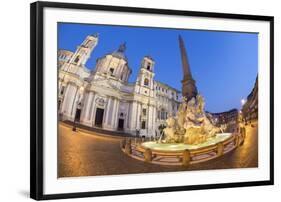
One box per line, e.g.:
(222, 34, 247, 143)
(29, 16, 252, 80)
(121, 132, 244, 166)
(141, 133, 233, 152)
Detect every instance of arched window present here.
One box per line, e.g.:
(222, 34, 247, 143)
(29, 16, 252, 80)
(144, 78, 149, 86)
(60, 86, 65, 95)
(109, 68, 114, 76)
(146, 63, 151, 70)
(141, 121, 146, 129)
(74, 55, 80, 63)
(142, 108, 147, 116)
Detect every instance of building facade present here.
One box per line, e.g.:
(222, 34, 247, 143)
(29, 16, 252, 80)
(242, 76, 258, 122)
(208, 109, 238, 126)
(58, 34, 181, 137)
(206, 109, 239, 133)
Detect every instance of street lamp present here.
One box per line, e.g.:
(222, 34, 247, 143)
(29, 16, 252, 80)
(241, 99, 245, 105)
(72, 114, 77, 132)
(72, 102, 82, 132)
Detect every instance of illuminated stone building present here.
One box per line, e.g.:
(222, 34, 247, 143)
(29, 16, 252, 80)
(208, 109, 239, 127)
(242, 76, 258, 122)
(58, 34, 181, 137)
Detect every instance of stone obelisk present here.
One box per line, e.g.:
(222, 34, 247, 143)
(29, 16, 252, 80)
(178, 35, 198, 102)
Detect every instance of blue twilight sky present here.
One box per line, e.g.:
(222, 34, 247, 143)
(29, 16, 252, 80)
(58, 23, 258, 113)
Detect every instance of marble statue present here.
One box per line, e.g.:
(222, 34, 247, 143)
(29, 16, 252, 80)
(162, 94, 223, 145)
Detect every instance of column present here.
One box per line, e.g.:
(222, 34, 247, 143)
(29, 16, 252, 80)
(62, 84, 77, 120)
(147, 104, 153, 136)
(126, 71, 130, 81)
(107, 97, 114, 126)
(126, 102, 131, 129)
(71, 90, 79, 118)
(85, 92, 94, 120)
(130, 101, 138, 130)
(80, 91, 94, 125)
(60, 84, 70, 114)
(113, 99, 120, 128)
(136, 102, 141, 130)
(104, 97, 112, 125)
(111, 98, 119, 129)
(116, 63, 123, 78)
(80, 92, 89, 120)
(110, 98, 117, 129)
(89, 94, 97, 123)
(152, 106, 157, 136)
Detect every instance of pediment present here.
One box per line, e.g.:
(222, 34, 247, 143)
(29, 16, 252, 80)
(91, 78, 120, 91)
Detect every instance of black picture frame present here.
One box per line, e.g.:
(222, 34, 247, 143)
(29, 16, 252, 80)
(30, 1, 274, 200)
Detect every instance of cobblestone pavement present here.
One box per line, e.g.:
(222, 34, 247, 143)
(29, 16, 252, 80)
(58, 123, 258, 177)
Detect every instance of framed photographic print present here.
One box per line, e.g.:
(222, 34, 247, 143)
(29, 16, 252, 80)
(30, 1, 274, 200)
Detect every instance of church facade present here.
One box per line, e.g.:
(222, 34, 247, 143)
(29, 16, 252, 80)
(58, 34, 182, 137)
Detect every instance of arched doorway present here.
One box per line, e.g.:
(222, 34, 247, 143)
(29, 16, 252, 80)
(118, 112, 124, 130)
(74, 103, 82, 122)
(94, 108, 104, 127)
(118, 119, 124, 130)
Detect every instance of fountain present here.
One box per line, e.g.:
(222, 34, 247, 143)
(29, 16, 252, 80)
(141, 94, 231, 152)
(121, 35, 244, 166)
(127, 94, 238, 166)
(164, 95, 221, 144)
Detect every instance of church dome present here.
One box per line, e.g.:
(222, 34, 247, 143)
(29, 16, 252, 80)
(93, 42, 131, 83)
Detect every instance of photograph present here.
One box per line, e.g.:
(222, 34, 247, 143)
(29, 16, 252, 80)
(57, 22, 258, 178)
(0, 0, 279, 201)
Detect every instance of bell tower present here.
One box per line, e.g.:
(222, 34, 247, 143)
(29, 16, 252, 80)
(135, 56, 155, 97)
(179, 35, 198, 102)
(69, 33, 99, 66)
